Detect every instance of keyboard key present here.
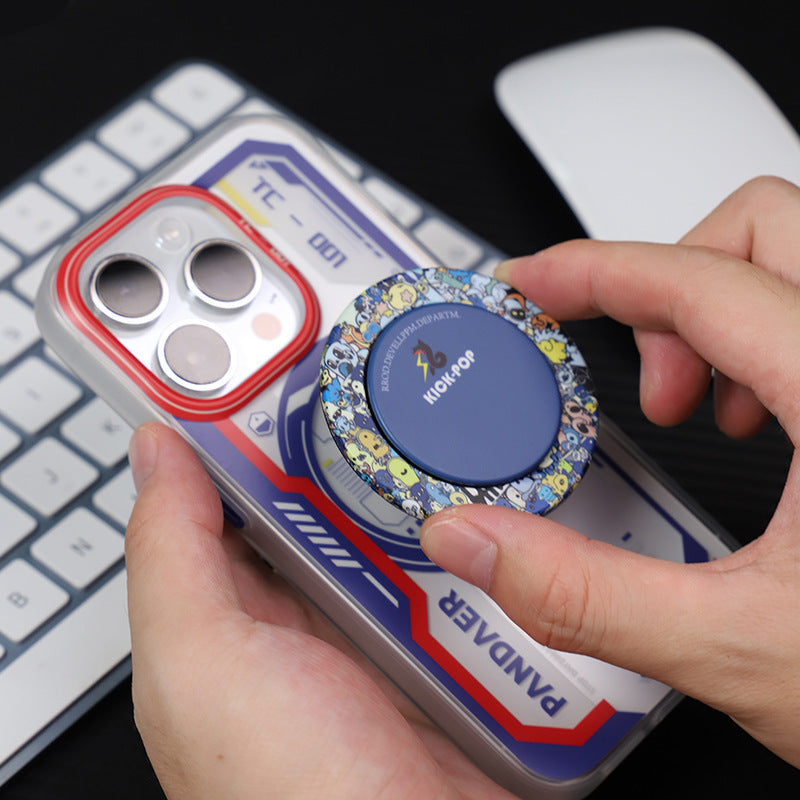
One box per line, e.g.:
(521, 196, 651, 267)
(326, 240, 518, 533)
(12, 247, 56, 304)
(363, 176, 423, 227)
(152, 63, 245, 129)
(0, 357, 82, 434)
(61, 397, 132, 468)
(412, 217, 484, 269)
(0, 570, 129, 764)
(32, 508, 124, 589)
(0, 494, 36, 557)
(92, 466, 136, 528)
(321, 143, 363, 179)
(41, 141, 135, 213)
(0, 291, 40, 366)
(97, 100, 190, 171)
(231, 97, 281, 116)
(1, 437, 99, 516)
(0, 560, 69, 643)
(0, 183, 79, 257)
(475, 256, 501, 276)
(0, 242, 21, 282)
(0, 420, 21, 462)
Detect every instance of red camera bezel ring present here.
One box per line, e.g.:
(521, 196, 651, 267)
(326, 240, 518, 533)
(56, 184, 320, 420)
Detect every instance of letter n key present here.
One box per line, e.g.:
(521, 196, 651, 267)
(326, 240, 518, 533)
(32, 508, 124, 590)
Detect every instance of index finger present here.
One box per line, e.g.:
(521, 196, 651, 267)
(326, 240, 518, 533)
(496, 239, 800, 440)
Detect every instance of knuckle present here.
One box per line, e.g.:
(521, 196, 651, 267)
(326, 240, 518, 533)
(531, 554, 600, 655)
(124, 505, 165, 570)
(668, 246, 749, 323)
(736, 174, 798, 203)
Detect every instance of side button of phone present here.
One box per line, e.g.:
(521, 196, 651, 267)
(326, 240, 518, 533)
(220, 497, 246, 530)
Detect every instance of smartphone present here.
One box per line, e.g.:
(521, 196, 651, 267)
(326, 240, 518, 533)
(36, 114, 732, 798)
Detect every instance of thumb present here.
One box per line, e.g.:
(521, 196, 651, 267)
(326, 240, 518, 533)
(125, 422, 244, 658)
(420, 504, 730, 696)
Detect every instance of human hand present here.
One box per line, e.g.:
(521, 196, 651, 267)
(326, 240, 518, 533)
(124, 421, 522, 800)
(420, 176, 800, 768)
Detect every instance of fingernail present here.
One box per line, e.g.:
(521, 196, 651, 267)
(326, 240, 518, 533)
(493, 258, 517, 284)
(639, 358, 662, 411)
(494, 252, 543, 285)
(128, 425, 158, 492)
(420, 515, 497, 591)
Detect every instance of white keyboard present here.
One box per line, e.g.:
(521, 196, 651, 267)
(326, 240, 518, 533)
(0, 61, 508, 786)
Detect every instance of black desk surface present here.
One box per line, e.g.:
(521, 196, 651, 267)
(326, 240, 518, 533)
(3, 1, 798, 797)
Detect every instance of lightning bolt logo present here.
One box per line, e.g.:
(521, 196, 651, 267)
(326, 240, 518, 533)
(413, 340, 446, 382)
(415, 348, 429, 381)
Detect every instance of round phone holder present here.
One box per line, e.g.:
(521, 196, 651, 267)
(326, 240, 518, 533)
(320, 267, 598, 519)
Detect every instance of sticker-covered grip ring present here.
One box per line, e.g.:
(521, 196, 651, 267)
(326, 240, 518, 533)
(320, 267, 598, 519)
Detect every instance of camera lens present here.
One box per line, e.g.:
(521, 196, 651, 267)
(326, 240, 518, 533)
(158, 322, 233, 392)
(185, 240, 261, 308)
(91, 256, 167, 324)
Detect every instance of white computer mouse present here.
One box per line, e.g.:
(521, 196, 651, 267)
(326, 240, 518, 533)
(495, 27, 800, 242)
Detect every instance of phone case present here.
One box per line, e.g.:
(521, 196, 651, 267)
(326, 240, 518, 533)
(36, 114, 734, 799)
